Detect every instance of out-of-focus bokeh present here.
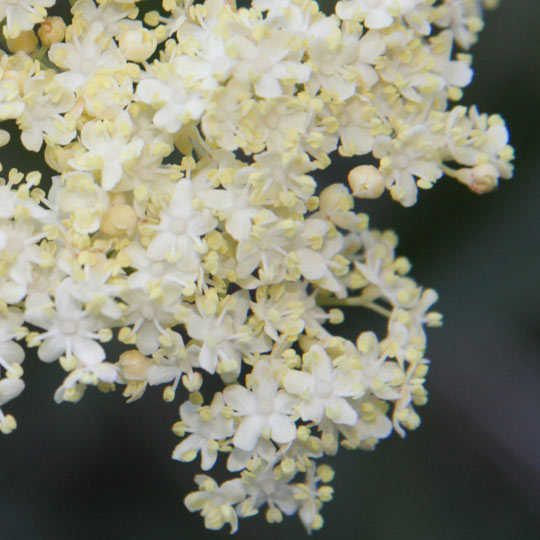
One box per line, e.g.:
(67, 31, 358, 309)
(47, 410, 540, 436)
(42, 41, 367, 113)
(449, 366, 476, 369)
(1, 1, 539, 539)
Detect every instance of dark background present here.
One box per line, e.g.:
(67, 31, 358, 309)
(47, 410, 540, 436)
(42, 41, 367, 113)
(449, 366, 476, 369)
(1, 1, 539, 539)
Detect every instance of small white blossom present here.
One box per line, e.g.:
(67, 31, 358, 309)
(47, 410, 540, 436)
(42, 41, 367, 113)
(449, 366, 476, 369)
(0, 0, 55, 39)
(69, 111, 144, 190)
(184, 475, 246, 533)
(172, 393, 233, 470)
(224, 361, 296, 451)
(284, 345, 363, 425)
(49, 22, 126, 92)
(146, 178, 217, 264)
(25, 280, 106, 366)
(18, 70, 76, 151)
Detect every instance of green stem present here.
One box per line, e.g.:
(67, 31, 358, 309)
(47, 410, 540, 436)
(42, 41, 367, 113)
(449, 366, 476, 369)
(317, 296, 392, 318)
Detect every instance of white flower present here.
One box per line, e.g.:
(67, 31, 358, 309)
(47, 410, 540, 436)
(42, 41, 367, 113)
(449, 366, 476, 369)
(146, 335, 200, 387)
(239, 461, 299, 519)
(201, 80, 254, 152)
(250, 150, 316, 203)
(0, 170, 49, 220)
(146, 179, 217, 264)
(0, 78, 25, 121)
(433, 0, 484, 49)
(0, 0, 55, 39)
(71, 0, 139, 38)
(314, 183, 366, 231)
(335, 97, 378, 158)
(69, 111, 144, 190)
(54, 362, 118, 403)
(233, 28, 310, 99)
(306, 30, 384, 100)
(441, 105, 513, 180)
(172, 393, 233, 470)
(49, 172, 108, 235)
(68, 256, 123, 321)
(80, 71, 133, 120)
(197, 162, 258, 242)
(120, 286, 181, 356)
(185, 291, 270, 377)
(25, 280, 106, 367)
(336, 0, 421, 29)
(18, 70, 76, 152)
(0, 308, 25, 376)
(226, 438, 277, 472)
(0, 219, 45, 304)
(49, 22, 126, 93)
(374, 125, 443, 206)
(135, 67, 206, 134)
(284, 345, 363, 425)
(184, 475, 246, 533)
(250, 283, 308, 342)
(223, 361, 296, 451)
(122, 243, 197, 295)
(339, 396, 394, 449)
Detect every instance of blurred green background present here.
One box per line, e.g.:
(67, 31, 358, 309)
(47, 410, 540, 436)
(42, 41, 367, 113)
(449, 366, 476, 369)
(1, 1, 539, 539)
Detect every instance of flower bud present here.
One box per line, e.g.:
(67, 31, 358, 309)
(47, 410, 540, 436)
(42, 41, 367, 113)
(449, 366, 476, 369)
(348, 165, 385, 199)
(38, 17, 66, 47)
(118, 350, 151, 381)
(6, 31, 38, 54)
(455, 164, 499, 194)
(100, 203, 138, 236)
(182, 371, 203, 392)
(118, 28, 157, 63)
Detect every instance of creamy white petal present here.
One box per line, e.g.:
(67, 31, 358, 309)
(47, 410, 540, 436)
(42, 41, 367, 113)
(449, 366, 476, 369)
(223, 385, 256, 414)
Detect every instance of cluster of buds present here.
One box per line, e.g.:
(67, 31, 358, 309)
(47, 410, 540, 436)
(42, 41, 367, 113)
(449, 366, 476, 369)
(0, 0, 512, 533)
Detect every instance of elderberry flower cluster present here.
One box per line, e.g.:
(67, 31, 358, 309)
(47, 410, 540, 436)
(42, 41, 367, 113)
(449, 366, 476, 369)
(0, 0, 513, 533)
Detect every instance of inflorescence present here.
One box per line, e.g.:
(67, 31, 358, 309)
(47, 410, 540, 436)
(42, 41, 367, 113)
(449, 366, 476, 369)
(0, 0, 513, 533)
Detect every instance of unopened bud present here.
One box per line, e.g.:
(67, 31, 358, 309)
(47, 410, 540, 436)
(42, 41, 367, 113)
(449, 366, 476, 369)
(118, 28, 157, 63)
(455, 164, 499, 194)
(38, 17, 66, 47)
(348, 165, 385, 199)
(100, 203, 138, 236)
(118, 350, 151, 381)
(6, 31, 38, 54)
(182, 371, 203, 392)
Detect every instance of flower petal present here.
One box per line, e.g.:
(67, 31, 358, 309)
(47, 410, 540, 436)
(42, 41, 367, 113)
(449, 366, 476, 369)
(233, 415, 262, 451)
(223, 385, 255, 414)
(269, 413, 296, 444)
